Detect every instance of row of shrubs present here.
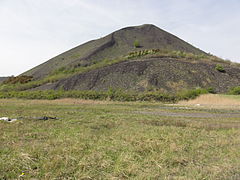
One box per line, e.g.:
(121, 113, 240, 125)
(126, 49, 207, 60)
(3, 75, 33, 84)
(0, 88, 209, 102)
(126, 49, 238, 69)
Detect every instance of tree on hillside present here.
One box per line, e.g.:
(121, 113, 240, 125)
(134, 40, 140, 48)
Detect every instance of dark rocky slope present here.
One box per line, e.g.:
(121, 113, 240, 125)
(33, 57, 240, 93)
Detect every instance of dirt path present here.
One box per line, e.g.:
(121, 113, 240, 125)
(136, 110, 240, 119)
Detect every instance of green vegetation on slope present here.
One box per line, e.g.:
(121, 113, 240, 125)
(126, 49, 206, 60)
(1, 99, 240, 179)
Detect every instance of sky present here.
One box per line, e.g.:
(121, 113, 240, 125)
(1, 0, 240, 76)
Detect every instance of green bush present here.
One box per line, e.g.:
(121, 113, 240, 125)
(134, 40, 140, 48)
(176, 88, 208, 101)
(3, 76, 33, 84)
(206, 87, 216, 94)
(215, 64, 225, 72)
(228, 86, 240, 95)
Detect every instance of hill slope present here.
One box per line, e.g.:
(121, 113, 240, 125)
(16, 24, 240, 93)
(23, 24, 205, 79)
(32, 57, 240, 93)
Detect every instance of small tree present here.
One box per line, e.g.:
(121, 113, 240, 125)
(134, 40, 140, 48)
(215, 64, 225, 73)
(229, 86, 240, 95)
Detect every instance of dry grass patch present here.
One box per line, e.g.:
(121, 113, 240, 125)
(178, 94, 240, 109)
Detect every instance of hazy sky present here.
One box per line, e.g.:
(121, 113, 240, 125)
(1, 0, 240, 76)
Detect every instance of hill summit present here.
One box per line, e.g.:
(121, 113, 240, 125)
(23, 24, 204, 79)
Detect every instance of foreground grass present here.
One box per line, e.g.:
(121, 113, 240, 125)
(0, 99, 240, 179)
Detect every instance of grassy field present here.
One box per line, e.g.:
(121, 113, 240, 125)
(1, 97, 240, 179)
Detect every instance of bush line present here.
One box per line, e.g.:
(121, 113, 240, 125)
(0, 88, 209, 102)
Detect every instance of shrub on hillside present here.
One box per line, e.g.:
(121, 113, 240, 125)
(206, 87, 216, 94)
(215, 64, 225, 72)
(228, 86, 240, 95)
(134, 40, 140, 48)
